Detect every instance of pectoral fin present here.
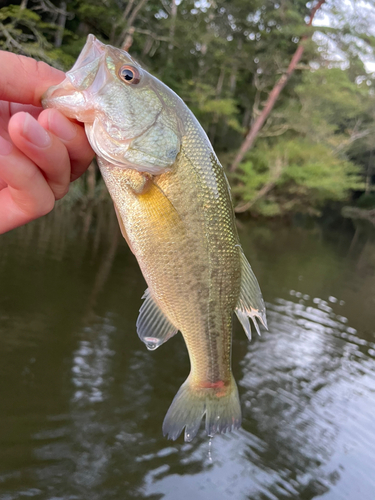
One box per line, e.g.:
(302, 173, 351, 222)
(136, 289, 178, 350)
(235, 249, 267, 340)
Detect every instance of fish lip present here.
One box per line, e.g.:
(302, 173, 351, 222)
(69, 34, 106, 76)
(66, 37, 107, 92)
(41, 78, 93, 121)
(42, 36, 110, 122)
(43, 35, 107, 105)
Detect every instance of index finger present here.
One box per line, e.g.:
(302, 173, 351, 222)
(0, 51, 65, 107)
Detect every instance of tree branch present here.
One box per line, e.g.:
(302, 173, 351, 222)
(0, 22, 25, 52)
(334, 128, 371, 153)
(230, 0, 326, 172)
(117, 0, 149, 50)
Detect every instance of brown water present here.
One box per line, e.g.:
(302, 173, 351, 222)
(0, 206, 375, 500)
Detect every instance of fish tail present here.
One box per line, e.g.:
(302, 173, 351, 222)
(162, 374, 241, 442)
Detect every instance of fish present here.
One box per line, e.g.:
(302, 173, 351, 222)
(42, 34, 267, 442)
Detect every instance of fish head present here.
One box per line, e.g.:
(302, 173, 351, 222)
(42, 35, 182, 174)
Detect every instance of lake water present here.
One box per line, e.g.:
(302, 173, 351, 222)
(0, 205, 375, 500)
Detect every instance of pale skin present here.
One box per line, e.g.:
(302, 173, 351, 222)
(0, 51, 94, 234)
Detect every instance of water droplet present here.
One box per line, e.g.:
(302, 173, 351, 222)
(144, 337, 160, 351)
(146, 342, 158, 351)
(185, 431, 193, 442)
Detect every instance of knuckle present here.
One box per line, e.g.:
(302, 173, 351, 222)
(22, 164, 41, 185)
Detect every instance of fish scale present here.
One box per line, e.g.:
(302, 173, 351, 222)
(42, 34, 267, 441)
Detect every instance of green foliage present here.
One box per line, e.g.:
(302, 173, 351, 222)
(235, 139, 363, 216)
(234, 153, 274, 202)
(282, 140, 362, 204)
(1, 0, 375, 216)
(356, 193, 375, 209)
(293, 68, 370, 141)
(0, 4, 74, 69)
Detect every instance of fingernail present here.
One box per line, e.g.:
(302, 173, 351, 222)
(0, 135, 12, 156)
(22, 113, 51, 148)
(48, 110, 77, 141)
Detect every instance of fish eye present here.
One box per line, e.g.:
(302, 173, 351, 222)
(119, 65, 140, 85)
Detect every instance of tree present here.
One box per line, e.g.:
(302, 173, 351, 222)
(0, 3, 74, 68)
(1, 0, 374, 216)
(230, 0, 326, 172)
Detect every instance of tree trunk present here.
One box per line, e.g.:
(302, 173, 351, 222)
(230, 0, 326, 172)
(209, 66, 225, 143)
(167, 0, 177, 64)
(55, 1, 67, 48)
(365, 149, 373, 195)
(117, 0, 149, 50)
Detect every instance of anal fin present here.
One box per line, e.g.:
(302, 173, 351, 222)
(235, 248, 267, 340)
(137, 289, 178, 350)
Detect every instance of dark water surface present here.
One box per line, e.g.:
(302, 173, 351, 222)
(0, 207, 375, 500)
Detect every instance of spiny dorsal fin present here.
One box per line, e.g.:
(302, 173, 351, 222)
(136, 289, 178, 350)
(235, 248, 267, 340)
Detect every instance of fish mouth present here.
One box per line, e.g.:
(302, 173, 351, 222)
(42, 35, 137, 125)
(42, 36, 106, 121)
(70, 34, 106, 75)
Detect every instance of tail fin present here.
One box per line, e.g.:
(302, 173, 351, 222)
(162, 374, 241, 442)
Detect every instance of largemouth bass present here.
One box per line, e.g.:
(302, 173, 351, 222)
(42, 35, 267, 442)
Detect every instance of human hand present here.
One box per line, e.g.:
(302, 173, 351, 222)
(0, 51, 94, 234)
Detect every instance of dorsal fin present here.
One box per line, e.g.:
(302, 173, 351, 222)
(136, 289, 178, 350)
(235, 249, 267, 340)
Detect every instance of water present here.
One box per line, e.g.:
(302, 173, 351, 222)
(0, 207, 375, 500)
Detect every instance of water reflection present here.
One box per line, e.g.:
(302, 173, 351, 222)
(141, 288, 375, 500)
(0, 211, 375, 499)
(71, 319, 116, 405)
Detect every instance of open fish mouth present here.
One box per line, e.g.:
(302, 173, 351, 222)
(42, 35, 106, 121)
(42, 35, 144, 136)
